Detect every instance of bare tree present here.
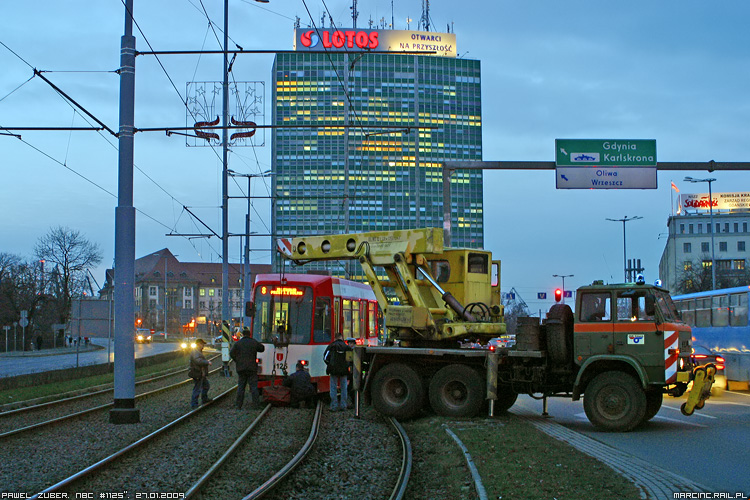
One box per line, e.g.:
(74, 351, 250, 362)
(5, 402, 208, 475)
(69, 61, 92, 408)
(34, 226, 102, 324)
(675, 255, 750, 294)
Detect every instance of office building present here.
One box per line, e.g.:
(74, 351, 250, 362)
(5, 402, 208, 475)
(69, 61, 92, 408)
(659, 192, 750, 292)
(272, 27, 483, 277)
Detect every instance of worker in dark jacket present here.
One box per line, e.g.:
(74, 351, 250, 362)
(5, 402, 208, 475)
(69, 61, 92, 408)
(230, 327, 266, 409)
(189, 339, 212, 409)
(324, 333, 352, 411)
(283, 361, 316, 408)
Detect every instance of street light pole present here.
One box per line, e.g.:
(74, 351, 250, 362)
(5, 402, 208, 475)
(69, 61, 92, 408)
(684, 176, 717, 290)
(552, 274, 573, 304)
(606, 216, 643, 282)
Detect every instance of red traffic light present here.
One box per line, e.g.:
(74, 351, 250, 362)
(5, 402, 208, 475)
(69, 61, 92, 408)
(554, 288, 563, 302)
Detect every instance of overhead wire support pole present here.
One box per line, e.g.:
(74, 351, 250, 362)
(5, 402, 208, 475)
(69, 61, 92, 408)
(110, 0, 139, 425)
(221, 0, 231, 377)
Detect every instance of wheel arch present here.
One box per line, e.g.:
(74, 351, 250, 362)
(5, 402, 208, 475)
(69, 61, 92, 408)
(573, 356, 649, 400)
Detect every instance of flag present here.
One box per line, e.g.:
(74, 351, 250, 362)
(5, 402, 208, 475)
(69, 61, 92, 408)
(671, 181, 680, 193)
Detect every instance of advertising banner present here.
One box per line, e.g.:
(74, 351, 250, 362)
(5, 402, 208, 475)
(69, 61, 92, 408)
(678, 192, 750, 212)
(294, 28, 457, 58)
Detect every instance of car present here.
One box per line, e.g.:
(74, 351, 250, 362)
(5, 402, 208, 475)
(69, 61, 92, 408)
(181, 338, 198, 350)
(691, 344, 726, 394)
(488, 335, 516, 350)
(135, 328, 152, 344)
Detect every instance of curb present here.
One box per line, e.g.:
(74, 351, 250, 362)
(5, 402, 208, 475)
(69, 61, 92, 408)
(511, 407, 708, 500)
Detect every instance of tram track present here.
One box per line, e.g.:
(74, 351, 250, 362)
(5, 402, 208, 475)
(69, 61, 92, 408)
(0, 358, 223, 439)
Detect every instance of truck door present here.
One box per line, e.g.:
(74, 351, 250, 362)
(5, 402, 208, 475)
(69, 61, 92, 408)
(613, 290, 663, 373)
(574, 291, 613, 364)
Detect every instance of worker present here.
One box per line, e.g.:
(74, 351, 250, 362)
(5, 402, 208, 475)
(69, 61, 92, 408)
(230, 327, 266, 409)
(283, 361, 316, 408)
(189, 339, 212, 409)
(324, 333, 351, 412)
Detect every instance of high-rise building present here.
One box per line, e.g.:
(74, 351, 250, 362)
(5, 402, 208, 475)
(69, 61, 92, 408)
(272, 28, 483, 277)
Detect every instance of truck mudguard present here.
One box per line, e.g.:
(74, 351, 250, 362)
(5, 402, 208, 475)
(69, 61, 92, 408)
(573, 355, 649, 400)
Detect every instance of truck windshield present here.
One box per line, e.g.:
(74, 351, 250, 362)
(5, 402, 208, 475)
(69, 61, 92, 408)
(654, 290, 681, 323)
(251, 285, 313, 344)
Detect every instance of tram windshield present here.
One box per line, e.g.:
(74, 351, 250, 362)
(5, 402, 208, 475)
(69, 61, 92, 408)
(252, 285, 313, 344)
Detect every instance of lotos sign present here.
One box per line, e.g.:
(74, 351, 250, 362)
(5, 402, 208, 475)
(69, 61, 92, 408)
(294, 29, 457, 58)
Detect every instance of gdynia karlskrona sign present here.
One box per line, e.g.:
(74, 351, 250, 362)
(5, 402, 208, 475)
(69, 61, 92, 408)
(555, 139, 657, 167)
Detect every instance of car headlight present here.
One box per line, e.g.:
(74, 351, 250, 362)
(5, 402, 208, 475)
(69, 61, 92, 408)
(191, 342, 197, 349)
(181, 342, 188, 349)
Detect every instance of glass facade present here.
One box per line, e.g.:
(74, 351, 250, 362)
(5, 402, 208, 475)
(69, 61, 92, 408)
(271, 48, 484, 277)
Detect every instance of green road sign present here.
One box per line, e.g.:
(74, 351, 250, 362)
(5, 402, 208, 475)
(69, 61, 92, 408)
(556, 139, 656, 166)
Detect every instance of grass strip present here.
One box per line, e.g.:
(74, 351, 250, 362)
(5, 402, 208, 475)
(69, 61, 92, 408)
(405, 414, 642, 500)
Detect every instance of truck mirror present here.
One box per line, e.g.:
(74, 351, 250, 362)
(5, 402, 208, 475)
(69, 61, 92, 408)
(245, 301, 255, 317)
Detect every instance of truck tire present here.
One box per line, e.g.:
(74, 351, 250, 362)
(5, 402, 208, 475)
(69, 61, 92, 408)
(371, 363, 425, 420)
(429, 364, 484, 418)
(642, 389, 663, 423)
(583, 371, 646, 432)
(546, 304, 574, 366)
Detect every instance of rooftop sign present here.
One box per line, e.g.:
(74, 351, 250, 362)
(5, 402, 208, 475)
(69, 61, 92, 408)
(678, 192, 750, 213)
(293, 28, 457, 58)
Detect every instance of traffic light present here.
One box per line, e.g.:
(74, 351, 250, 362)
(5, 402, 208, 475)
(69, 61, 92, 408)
(554, 288, 563, 302)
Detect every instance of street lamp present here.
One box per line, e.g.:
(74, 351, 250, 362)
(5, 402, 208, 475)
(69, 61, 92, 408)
(606, 216, 643, 282)
(552, 274, 573, 304)
(684, 176, 717, 290)
(228, 169, 273, 327)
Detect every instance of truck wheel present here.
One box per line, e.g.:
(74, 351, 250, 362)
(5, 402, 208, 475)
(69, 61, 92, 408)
(642, 389, 663, 423)
(371, 363, 424, 420)
(429, 364, 484, 418)
(494, 388, 518, 413)
(546, 304, 574, 366)
(583, 371, 646, 432)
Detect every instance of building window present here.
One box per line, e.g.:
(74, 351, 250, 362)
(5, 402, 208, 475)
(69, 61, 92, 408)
(717, 260, 731, 271)
(149, 286, 157, 296)
(689, 224, 694, 234)
(149, 299, 157, 308)
(185, 288, 192, 297)
(683, 261, 692, 271)
(199, 289, 205, 297)
(185, 300, 192, 309)
(720, 241, 728, 252)
(697, 224, 703, 234)
(744, 222, 748, 232)
(716, 223, 720, 233)
(702, 260, 712, 269)
(734, 223, 739, 232)
(733, 260, 745, 270)
(739, 241, 746, 252)
(701, 242, 710, 253)
(725, 223, 730, 233)
(209, 289, 215, 297)
(199, 301, 206, 309)
(680, 224, 685, 234)
(683, 242, 692, 253)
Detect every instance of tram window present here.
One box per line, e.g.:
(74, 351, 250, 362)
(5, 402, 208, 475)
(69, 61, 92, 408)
(286, 288, 313, 344)
(467, 253, 488, 274)
(712, 295, 729, 327)
(352, 301, 361, 338)
(730, 293, 748, 327)
(368, 302, 376, 337)
(342, 299, 352, 336)
(313, 296, 332, 343)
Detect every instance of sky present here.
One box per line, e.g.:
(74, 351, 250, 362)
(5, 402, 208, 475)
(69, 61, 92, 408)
(2, 0, 750, 313)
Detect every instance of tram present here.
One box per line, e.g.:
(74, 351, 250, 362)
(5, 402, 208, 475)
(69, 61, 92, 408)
(248, 273, 380, 393)
(672, 286, 750, 353)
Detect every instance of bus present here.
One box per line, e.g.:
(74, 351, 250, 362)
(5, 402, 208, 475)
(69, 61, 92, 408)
(248, 273, 380, 394)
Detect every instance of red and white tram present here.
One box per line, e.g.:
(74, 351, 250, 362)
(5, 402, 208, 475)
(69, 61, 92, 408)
(249, 273, 380, 393)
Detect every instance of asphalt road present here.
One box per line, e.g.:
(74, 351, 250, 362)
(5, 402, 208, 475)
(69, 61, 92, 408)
(514, 389, 750, 496)
(0, 337, 184, 379)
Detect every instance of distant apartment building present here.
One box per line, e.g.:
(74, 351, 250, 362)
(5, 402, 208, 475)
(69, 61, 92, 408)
(659, 192, 750, 292)
(102, 249, 270, 337)
(272, 27, 483, 278)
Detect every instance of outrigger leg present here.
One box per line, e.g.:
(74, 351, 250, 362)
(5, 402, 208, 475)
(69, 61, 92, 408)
(681, 363, 716, 416)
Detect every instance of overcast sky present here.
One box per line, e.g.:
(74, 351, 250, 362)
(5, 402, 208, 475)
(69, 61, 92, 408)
(2, 1, 749, 311)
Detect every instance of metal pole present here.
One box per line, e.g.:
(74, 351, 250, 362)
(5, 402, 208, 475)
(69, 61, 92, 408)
(76, 298, 81, 368)
(622, 220, 627, 282)
(164, 259, 168, 335)
(111, 0, 140, 424)
(709, 180, 716, 290)
(221, 0, 231, 376)
(244, 176, 252, 328)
